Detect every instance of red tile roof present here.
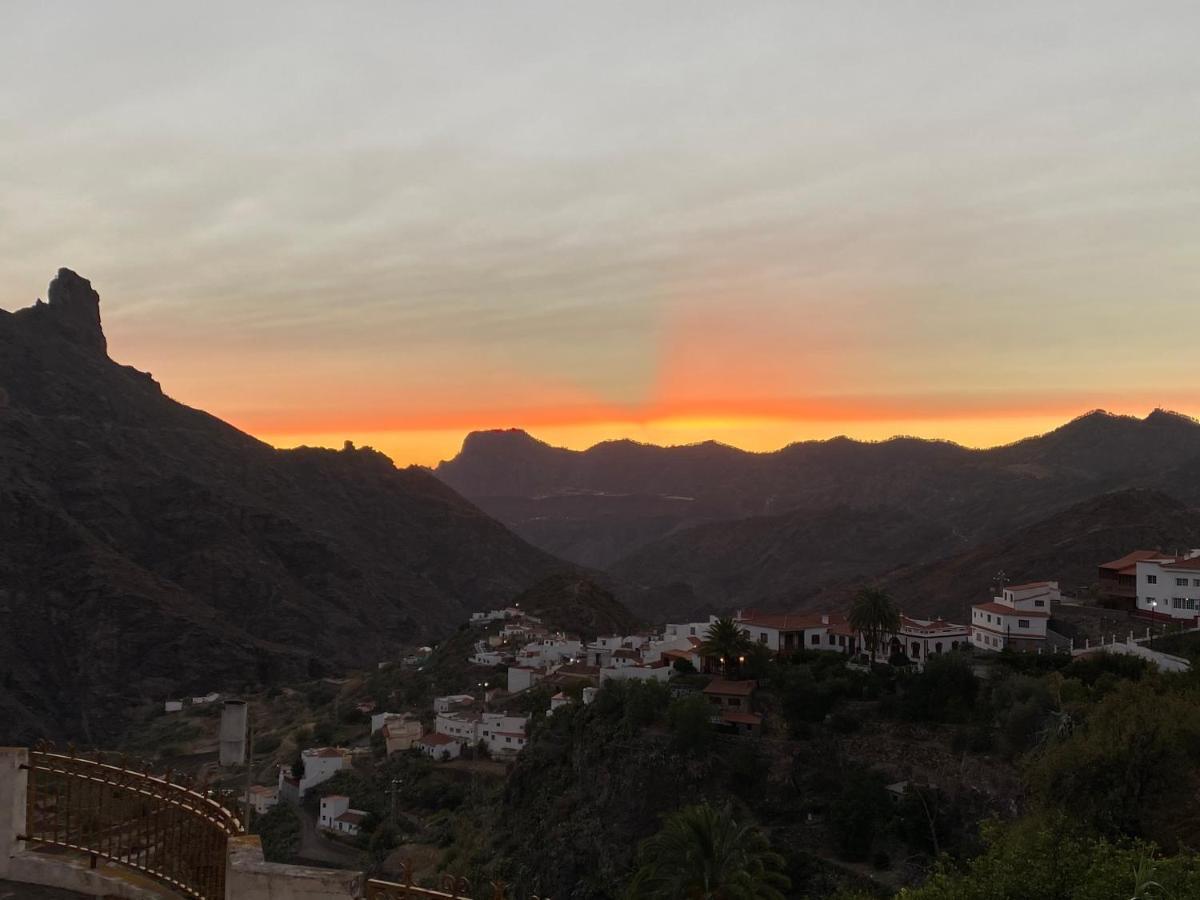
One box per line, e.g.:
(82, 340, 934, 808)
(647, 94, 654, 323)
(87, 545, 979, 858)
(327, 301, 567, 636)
(419, 733, 458, 746)
(1163, 558, 1200, 572)
(1100, 550, 1167, 573)
(703, 679, 757, 697)
(335, 811, 367, 825)
(973, 601, 1050, 618)
(720, 710, 763, 726)
(1006, 581, 1055, 591)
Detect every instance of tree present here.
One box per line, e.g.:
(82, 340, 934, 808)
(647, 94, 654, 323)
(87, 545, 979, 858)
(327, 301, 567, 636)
(627, 804, 790, 899)
(848, 587, 900, 661)
(667, 693, 715, 753)
(700, 617, 751, 675)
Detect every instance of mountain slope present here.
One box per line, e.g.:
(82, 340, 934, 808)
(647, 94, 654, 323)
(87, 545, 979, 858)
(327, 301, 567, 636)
(0, 270, 579, 742)
(435, 411, 1200, 570)
(809, 489, 1200, 621)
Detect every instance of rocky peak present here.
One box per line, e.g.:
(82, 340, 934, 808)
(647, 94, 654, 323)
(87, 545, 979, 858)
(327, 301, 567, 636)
(42, 268, 107, 355)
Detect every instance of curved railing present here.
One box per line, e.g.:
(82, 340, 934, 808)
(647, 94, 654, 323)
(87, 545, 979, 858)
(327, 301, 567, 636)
(366, 862, 551, 899)
(22, 745, 244, 900)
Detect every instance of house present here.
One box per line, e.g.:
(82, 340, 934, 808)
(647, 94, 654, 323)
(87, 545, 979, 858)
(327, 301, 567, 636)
(703, 679, 762, 734)
(435, 712, 482, 745)
(1133, 551, 1200, 623)
(582, 686, 598, 705)
(507, 665, 545, 693)
(599, 662, 672, 684)
(541, 663, 601, 691)
(417, 732, 462, 761)
(278, 747, 352, 798)
(318, 795, 367, 836)
(1098, 550, 1165, 610)
(190, 692, 220, 706)
(163, 700, 183, 713)
(549, 692, 570, 713)
(371, 711, 402, 733)
(247, 785, 278, 815)
(971, 582, 1058, 652)
(479, 713, 530, 755)
(381, 717, 423, 754)
(734, 610, 862, 656)
(876, 615, 970, 667)
(433, 694, 476, 713)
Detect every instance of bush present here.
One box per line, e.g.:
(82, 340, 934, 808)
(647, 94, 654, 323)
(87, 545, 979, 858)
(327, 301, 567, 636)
(828, 711, 860, 734)
(872, 850, 892, 870)
(256, 804, 301, 862)
(255, 734, 282, 755)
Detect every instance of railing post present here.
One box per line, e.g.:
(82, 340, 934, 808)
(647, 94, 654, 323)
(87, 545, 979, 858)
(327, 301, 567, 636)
(0, 748, 29, 880)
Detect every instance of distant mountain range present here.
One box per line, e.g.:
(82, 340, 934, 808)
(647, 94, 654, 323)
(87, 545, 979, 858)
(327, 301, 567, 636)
(0, 270, 593, 742)
(436, 412, 1200, 613)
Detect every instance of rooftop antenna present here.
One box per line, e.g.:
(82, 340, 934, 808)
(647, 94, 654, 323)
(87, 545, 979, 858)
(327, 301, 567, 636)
(994, 570, 1008, 595)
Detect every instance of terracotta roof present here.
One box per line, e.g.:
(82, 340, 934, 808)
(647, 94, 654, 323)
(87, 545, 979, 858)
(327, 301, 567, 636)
(973, 601, 1050, 618)
(323, 794, 349, 801)
(703, 679, 756, 697)
(305, 747, 346, 758)
(612, 648, 641, 659)
(1163, 558, 1200, 572)
(720, 711, 763, 726)
(737, 612, 824, 631)
(555, 663, 600, 676)
(419, 733, 458, 746)
(1006, 581, 1055, 591)
(247, 785, 275, 796)
(1100, 550, 1166, 572)
(335, 810, 367, 825)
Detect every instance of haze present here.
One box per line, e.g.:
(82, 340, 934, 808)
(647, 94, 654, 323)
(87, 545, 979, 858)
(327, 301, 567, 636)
(2, 1, 1198, 465)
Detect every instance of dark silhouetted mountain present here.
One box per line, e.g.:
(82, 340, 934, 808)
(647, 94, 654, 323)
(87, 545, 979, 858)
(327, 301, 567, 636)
(0, 270, 586, 743)
(435, 411, 1200, 571)
(807, 489, 1200, 621)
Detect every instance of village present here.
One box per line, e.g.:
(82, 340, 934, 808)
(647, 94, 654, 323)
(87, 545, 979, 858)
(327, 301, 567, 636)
(161, 544, 1200, 846)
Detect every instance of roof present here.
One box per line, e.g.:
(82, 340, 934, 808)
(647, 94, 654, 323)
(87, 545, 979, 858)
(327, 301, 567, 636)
(611, 649, 640, 659)
(1006, 581, 1055, 591)
(900, 614, 969, 635)
(419, 733, 458, 746)
(335, 810, 367, 825)
(1100, 550, 1166, 573)
(304, 747, 346, 758)
(555, 663, 600, 676)
(720, 710, 763, 726)
(973, 601, 1050, 618)
(736, 612, 824, 631)
(1163, 557, 1200, 572)
(247, 785, 276, 796)
(495, 731, 526, 738)
(551, 692, 568, 700)
(704, 679, 756, 697)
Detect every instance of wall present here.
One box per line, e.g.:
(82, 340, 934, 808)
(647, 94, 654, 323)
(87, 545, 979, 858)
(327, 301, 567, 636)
(225, 836, 362, 900)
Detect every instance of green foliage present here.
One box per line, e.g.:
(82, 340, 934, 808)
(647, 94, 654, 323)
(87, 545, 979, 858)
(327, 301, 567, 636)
(829, 771, 889, 862)
(626, 804, 790, 900)
(673, 658, 697, 675)
(256, 804, 301, 863)
(254, 733, 282, 755)
(848, 587, 900, 658)
(899, 815, 1200, 900)
(667, 692, 715, 753)
(700, 616, 752, 675)
(897, 653, 979, 723)
(1025, 680, 1200, 847)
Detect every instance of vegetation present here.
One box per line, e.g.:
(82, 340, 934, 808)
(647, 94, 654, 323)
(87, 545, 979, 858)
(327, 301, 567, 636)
(848, 588, 900, 660)
(626, 804, 790, 899)
(700, 617, 752, 676)
(256, 804, 302, 863)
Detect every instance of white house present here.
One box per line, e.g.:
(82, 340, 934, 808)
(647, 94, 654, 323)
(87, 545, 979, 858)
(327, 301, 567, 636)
(163, 700, 183, 713)
(478, 712, 528, 754)
(435, 712, 482, 745)
(278, 747, 352, 798)
(599, 663, 672, 684)
(549, 692, 570, 713)
(318, 795, 367, 836)
(507, 665, 544, 693)
(433, 694, 476, 713)
(873, 615, 970, 667)
(247, 785, 278, 815)
(190, 692, 220, 706)
(971, 582, 1058, 652)
(1134, 551, 1200, 622)
(417, 732, 462, 761)
(371, 711, 402, 733)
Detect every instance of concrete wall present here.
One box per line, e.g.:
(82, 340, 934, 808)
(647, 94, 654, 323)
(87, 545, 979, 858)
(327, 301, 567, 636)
(225, 836, 361, 900)
(0, 747, 27, 880)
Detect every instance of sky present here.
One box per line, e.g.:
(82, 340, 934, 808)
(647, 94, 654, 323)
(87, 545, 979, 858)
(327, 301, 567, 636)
(2, 1, 1198, 466)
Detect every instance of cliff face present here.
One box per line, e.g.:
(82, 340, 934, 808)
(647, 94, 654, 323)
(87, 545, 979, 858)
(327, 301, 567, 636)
(0, 270, 573, 743)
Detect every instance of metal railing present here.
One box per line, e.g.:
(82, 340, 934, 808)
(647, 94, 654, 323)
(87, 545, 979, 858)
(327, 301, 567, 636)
(366, 862, 550, 899)
(22, 744, 244, 900)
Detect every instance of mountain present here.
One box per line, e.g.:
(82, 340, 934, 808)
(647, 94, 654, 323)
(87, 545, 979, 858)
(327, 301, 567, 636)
(511, 573, 640, 636)
(802, 489, 1200, 622)
(435, 412, 1200, 572)
(0, 270, 585, 743)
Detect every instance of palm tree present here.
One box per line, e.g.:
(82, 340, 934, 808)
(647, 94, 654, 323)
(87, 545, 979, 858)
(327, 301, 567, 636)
(700, 617, 751, 675)
(848, 586, 900, 662)
(626, 803, 790, 899)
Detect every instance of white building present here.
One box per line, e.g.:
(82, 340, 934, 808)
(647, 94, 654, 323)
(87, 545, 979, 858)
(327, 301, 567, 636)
(1134, 552, 1200, 622)
(599, 663, 672, 684)
(417, 732, 462, 761)
(507, 665, 544, 693)
(549, 692, 570, 713)
(971, 582, 1058, 652)
(247, 785, 278, 815)
(278, 747, 352, 799)
(435, 712, 481, 745)
(380, 717, 423, 755)
(163, 700, 183, 713)
(318, 795, 367, 836)
(877, 615, 971, 667)
(433, 694, 476, 713)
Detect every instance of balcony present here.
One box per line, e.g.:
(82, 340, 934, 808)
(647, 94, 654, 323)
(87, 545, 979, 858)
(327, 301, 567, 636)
(1, 747, 548, 900)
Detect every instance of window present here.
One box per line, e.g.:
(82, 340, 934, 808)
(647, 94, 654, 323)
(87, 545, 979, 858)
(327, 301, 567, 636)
(1177, 578, 1189, 587)
(828, 634, 835, 645)
(1174, 598, 1186, 609)
(911, 643, 921, 658)
(759, 632, 768, 644)
(1148, 575, 1158, 584)
(838, 635, 846, 647)
(1034, 599, 1045, 607)
(935, 642, 943, 653)
(1018, 619, 1030, 628)
(728, 698, 741, 708)
(811, 633, 820, 645)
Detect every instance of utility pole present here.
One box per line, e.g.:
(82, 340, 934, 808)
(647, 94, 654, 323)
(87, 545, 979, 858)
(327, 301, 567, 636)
(244, 719, 255, 831)
(390, 778, 402, 826)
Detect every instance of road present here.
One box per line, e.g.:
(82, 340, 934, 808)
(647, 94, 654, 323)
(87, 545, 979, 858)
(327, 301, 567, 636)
(296, 807, 363, 869)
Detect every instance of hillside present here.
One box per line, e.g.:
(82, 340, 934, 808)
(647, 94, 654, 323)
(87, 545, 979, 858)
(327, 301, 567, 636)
(0, 270, 578, 743)
(511, 573, 641, 636)
(435, 412, 1200, 570)
(805, 489, 1200, 621)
